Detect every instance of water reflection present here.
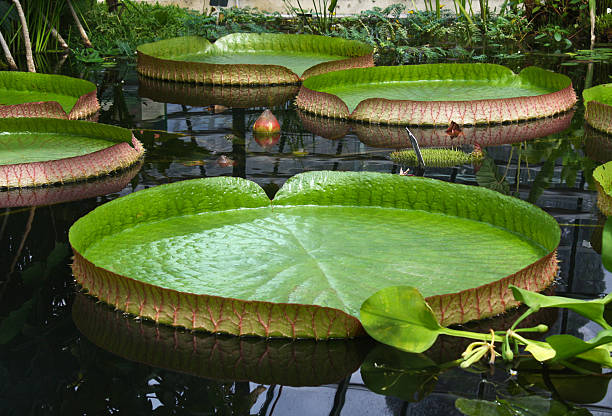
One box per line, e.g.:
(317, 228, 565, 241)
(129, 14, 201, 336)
(1, 55, 612, 414)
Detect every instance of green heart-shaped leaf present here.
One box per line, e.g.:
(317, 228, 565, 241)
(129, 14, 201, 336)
(360, 286, 443, 353)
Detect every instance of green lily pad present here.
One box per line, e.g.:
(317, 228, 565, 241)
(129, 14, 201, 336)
(0, 118, 144, 188)
(297, 64, 576, 125)
(593, 162, 612, 216)
(0, 71, 100, 119)
(583, 84, 612, 135)
(69, 171, 560, 339)
(137, 34, 373, 85)
(73, 293, 371, 386)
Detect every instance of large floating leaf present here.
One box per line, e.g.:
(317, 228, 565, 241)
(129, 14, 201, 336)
(297, 64, 576, 125)
(0, 118, 143, 188)
(0, 71, 99, 119)
(137, 33, 373, 85)
(583, 84, 612, 135)
(70, 171, 560, 338)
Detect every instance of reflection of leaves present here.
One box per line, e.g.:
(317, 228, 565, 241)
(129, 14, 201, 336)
(361, 345, 440, 402)
(476, 158, 509, 195)
(518, 360, 612, 404)
(0, 299, 33, 344)
(456, 396, 592, 416)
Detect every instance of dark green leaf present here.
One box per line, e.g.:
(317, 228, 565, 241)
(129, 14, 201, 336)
(0, 300, 33, 344)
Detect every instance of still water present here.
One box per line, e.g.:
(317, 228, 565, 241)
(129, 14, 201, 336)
(1, 53, 612, 415)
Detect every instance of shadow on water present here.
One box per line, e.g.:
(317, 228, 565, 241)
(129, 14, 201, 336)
(1, 52, 612, 414)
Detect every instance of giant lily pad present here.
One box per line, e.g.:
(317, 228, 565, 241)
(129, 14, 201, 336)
(593, 161, 612, 216)
(297, 64, 577, 125)
(0, 71, 100, 119)
(69, 171, 560, 339)
(73, 293, 371, 386)
(584, 84, 612, 135)
(0, 118, 144, 188)
(137, 34, 374, 85)
(139, 76, 299, 108)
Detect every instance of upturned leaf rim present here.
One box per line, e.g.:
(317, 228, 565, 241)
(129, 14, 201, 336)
(69, 171, 560, 339)
(0, 71, 100, 119)
(0, 117, 144, 188)
(584, 84, 612, 135)
(296, 64, 577, 125)
(136, 33, 374, 85)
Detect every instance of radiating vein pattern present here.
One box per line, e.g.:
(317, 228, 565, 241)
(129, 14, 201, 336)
(83, 205, 547, 316)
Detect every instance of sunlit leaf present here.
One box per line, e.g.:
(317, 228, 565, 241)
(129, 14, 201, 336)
(360, 286, 442, 353)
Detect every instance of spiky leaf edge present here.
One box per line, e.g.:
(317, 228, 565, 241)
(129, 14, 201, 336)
(297, 64, 577, 125)
(0, 118, 144, 188)
(0, 71, 100, 119)
(137, 34, 373, 85)
(70, 171, 560, 338)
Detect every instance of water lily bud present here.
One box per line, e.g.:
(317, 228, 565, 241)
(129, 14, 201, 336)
(253, 109, 281, 134)
(502, 341, 514, 362)
(535, 324, 549, 333)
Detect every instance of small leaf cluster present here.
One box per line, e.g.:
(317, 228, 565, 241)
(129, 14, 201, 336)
(360, 285, 612, 372)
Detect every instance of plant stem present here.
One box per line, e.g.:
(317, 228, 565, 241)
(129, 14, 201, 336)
(11, 0, 35, 72)
(0, 29, 17, 70)
(442, 327, 505, 343)
(67, 0, 92, 48)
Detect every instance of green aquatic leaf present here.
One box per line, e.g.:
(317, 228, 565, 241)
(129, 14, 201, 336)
(547, 331, 612, 365)
(360, 286, 443, 353)
(137, 33, 373, 80)
(303, 64, 564, 112)
(70, 171, 560, 338)
(0, 118, 135, 165)
(602, 218, 612, 272)
(510, 285, 612, 329)
(456, 396, 592, 416)
(0, 71, 97, 114)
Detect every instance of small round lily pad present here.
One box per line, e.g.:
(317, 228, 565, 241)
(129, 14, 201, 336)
(70, 171, 560, 339)
(297, 64, 577, 125)
(0, 118, 144, 188)
(137, 34, 374, 85)
(0, 71, 100, 119)
(583, 84, 612, 135)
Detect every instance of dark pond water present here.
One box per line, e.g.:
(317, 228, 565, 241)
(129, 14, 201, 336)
(1, 52, 612, 415)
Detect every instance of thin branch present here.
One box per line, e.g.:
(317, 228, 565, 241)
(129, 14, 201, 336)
(67, 0, 92, 48)
(11, 0, 35, 72)
(0, 29, 17, 70)
(44, 15, 69, 51)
